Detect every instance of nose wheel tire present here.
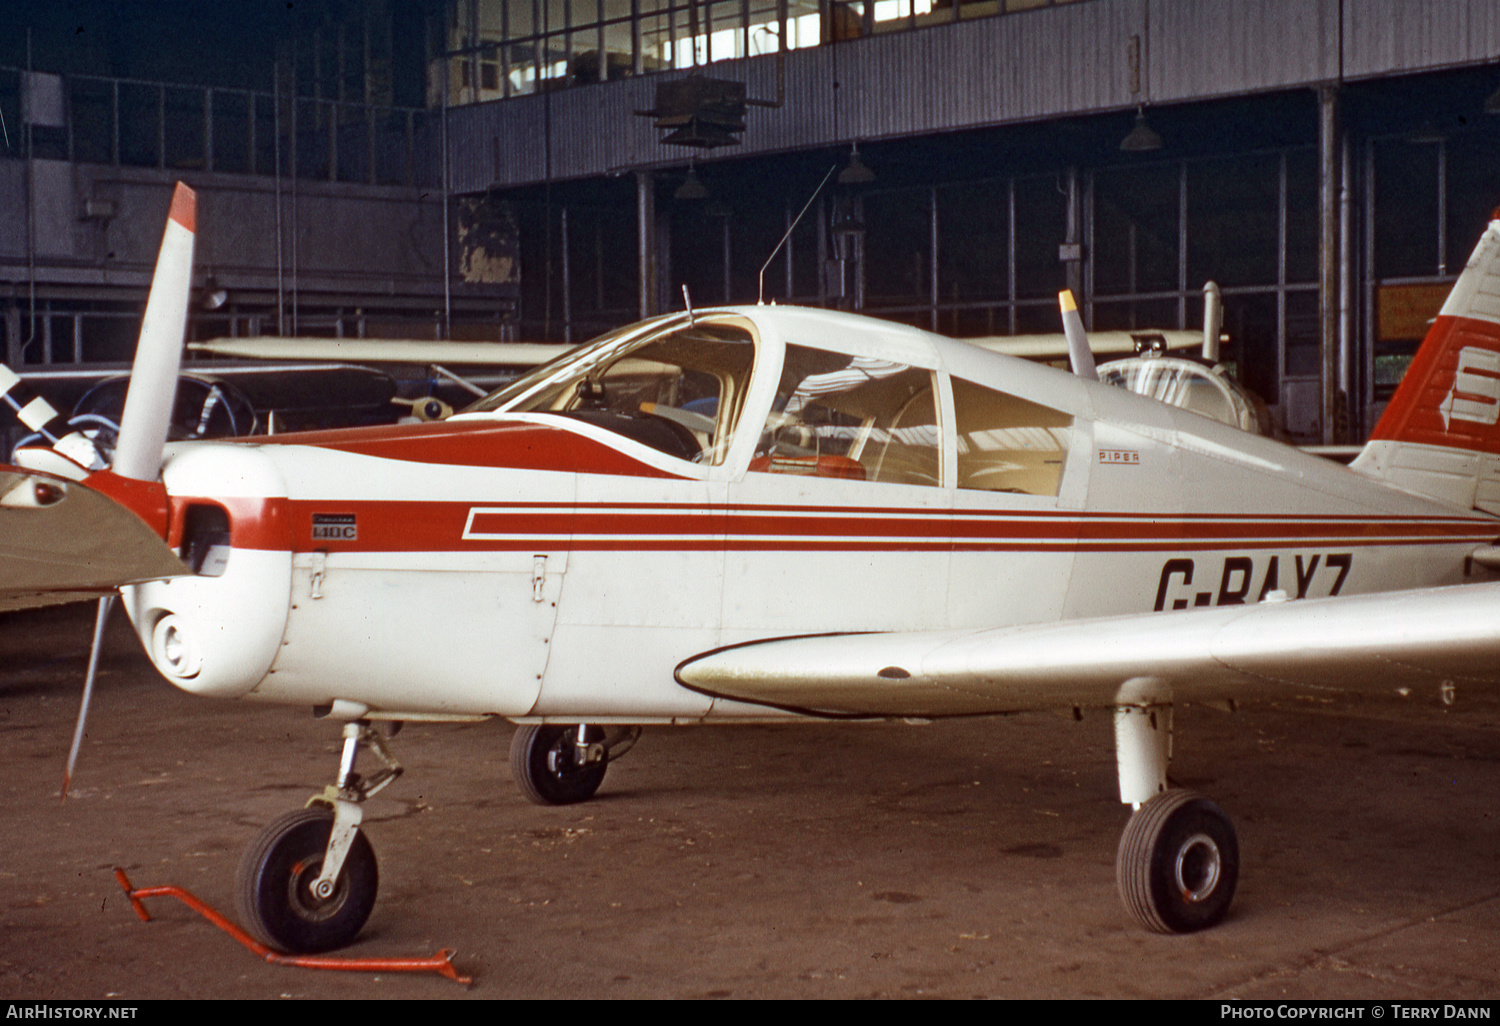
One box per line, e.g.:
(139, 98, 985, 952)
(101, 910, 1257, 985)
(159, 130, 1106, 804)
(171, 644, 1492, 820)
(510, 724, 608, 806)
(236, 807, 379, 954)
(1116, 790, 1239, 934)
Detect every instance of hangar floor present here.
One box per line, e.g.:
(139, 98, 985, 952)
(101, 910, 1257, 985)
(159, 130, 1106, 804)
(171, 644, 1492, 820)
(3, 603, 1499, 1000)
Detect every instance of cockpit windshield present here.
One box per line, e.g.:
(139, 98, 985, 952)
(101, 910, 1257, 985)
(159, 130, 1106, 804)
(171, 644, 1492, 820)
(464, 315, 757, 465)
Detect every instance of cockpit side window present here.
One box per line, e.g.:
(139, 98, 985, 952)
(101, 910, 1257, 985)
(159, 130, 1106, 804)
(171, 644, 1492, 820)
(750, 344, 941, 487)
(952, 376, 1073, 496)
(476, 319, 756, 464)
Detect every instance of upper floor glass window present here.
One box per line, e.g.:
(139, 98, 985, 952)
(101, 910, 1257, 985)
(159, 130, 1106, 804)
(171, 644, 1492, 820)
(439, 0, 1092, 102)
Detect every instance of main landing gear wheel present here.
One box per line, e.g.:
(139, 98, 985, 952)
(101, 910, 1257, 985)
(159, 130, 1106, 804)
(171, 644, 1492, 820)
(510, 724, 608, 806)
(1116, 790, 1239, 934)
(236, 806, 379, 954)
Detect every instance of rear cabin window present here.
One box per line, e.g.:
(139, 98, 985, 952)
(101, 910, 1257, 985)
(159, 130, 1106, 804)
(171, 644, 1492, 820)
(952, 376, 1073, 496)
(751, 344, 940, 487)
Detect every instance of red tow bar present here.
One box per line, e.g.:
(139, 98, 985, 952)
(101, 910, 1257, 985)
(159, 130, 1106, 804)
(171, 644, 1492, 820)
(113, 868, 472, 985)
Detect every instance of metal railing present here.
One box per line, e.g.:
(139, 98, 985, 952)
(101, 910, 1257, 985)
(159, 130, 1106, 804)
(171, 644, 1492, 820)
(0, 66, 441, 188)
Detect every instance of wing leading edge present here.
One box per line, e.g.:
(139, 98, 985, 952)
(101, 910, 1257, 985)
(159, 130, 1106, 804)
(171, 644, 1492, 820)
(676, 584, 1500, 718)
(0, 467, 187, 613)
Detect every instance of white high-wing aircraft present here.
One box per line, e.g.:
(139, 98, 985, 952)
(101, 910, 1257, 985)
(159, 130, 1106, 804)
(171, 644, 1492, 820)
(6, 183, 1500, 954)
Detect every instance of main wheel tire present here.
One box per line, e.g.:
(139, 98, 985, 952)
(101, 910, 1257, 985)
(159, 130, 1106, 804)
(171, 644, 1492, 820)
(235, 806, 378, 954)
(510, 724, 608, 806)
(1116, 790, 1239, 934)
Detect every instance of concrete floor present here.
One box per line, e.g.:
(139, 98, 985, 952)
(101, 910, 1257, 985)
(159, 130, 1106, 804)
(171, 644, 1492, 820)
(3, 602, 1500, 1000)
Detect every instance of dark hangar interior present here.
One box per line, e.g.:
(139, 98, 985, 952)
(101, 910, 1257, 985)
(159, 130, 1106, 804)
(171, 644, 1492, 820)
(1, 0, 1498, 444)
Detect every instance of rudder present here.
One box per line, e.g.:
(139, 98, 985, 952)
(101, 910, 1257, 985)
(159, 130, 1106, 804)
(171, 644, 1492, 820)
(1353, 217, 1500, 513)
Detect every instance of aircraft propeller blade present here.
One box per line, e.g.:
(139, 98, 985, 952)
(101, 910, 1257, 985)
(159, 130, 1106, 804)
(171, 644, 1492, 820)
(112, 183, 197, 482)
(1058, 289, 1098, 381)
(61, 594, 115, 802)
(0, 364, 109, 473)
(0, 364, 63, 447)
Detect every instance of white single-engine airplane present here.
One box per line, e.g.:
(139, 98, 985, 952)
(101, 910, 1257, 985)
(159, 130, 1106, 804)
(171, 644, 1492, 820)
(7, 183, 1500, 953)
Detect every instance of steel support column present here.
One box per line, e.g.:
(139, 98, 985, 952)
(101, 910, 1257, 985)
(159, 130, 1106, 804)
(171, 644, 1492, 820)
(1318, 85, 1340, 445)
(1063, 166, 1083, 310)
(561, 205, 573, 342)
(636, 170, 657, 318)
(1338, 133, 1353, 441)
(4, 304, 19, 367)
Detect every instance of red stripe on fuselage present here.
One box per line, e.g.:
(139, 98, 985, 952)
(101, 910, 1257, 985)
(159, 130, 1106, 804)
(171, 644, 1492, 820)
(166, 494, 292, 550)
(180, 495, 1494, 554)
(249, 419, 684, 479)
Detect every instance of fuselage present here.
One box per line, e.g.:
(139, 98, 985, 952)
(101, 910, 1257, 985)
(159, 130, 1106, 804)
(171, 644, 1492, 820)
(121, 305, 1500, 722)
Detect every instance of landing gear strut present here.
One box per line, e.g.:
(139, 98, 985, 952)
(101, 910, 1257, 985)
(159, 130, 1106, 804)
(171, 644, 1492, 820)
(237, 721, 402, 953)
(509, 724, 641, 806)
(1112, 680, 1239, 933)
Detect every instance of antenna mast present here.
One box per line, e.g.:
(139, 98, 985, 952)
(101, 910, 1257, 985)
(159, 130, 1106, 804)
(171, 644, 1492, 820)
(758, 164, 838, 305)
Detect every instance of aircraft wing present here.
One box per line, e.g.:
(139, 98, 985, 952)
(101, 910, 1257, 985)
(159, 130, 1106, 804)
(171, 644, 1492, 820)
(965, 329, 1205, 361)
(19, 363, 398, 421)
(189, 337, 574, 366)
(676, 583, 1500, 717)
(0, 467, 187, 613)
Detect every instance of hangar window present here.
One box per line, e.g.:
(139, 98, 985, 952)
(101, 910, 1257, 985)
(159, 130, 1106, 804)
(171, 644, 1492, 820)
(750, 344, 940, 486)
(951, 376, 1072, 496)
(439, 0, 1081, 102)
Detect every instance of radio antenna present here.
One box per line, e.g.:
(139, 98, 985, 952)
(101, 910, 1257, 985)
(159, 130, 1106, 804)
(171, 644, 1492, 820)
(758, 164, 838, 305)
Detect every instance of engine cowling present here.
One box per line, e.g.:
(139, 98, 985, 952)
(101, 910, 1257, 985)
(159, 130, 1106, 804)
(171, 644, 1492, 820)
(123, 444, 293, 698)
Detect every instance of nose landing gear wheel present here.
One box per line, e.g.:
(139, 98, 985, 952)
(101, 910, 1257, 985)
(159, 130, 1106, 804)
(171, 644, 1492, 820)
(236, 807, 379, 954)
(510, 724, 608, 805)
(1116, 790, 1239, 934)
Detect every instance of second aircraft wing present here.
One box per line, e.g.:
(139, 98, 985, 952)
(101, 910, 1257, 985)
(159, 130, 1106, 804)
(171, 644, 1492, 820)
(676, 582, 1500, 717)
(0, 467, 187, 613)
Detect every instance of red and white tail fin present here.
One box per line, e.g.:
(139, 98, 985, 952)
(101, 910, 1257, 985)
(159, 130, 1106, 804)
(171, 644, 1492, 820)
(1353, 217, 1500, 514)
